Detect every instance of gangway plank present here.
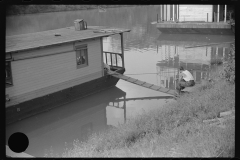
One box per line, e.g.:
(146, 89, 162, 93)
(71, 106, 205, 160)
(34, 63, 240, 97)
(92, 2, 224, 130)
(108, 70, 177, 96)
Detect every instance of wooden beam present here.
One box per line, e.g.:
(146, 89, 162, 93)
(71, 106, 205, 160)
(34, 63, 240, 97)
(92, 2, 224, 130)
(173, 5, 175, 21)
(120, 33, 125, 68)
(224, 5, 227, 22)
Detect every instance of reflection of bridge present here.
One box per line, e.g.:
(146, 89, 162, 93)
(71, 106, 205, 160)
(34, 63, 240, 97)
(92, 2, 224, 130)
(107, 95, 176, 125)
(109, 95, 175, 108)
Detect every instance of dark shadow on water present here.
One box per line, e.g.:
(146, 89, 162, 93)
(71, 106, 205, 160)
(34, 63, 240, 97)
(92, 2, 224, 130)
(5, 86, 176, 157)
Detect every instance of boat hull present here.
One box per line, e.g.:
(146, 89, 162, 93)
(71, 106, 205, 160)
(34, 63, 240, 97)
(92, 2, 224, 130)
(156, 22, 234, 35)
(6, 68, 125, 125)
(157, 28, 234, 35)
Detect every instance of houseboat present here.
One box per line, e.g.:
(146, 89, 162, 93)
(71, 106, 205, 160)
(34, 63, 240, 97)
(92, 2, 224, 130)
(5, 20, 131, 125)
(155, 5, 234, 35)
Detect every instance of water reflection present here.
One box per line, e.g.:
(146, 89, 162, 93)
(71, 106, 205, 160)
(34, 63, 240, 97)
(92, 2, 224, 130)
(6, 86, 174, 157)
(156, 34, 232, 90)
(6, 87, 125, 156)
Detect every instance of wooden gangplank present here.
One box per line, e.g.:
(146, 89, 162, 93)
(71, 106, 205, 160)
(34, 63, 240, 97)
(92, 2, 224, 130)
(108, 70, 177, 96)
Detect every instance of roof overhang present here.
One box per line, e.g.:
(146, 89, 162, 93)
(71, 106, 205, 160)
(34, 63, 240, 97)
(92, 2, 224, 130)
(6, 26, 131, 54)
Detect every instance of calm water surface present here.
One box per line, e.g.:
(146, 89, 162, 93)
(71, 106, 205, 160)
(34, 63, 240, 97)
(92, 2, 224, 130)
(6, 5, 235, 157)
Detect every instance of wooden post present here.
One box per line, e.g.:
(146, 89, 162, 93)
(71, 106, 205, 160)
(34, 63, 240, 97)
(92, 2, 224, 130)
(224, 5, 227, 22)
(100, 38, 104, 76)
(176, 4, 178, 21)
(214, 12, 215, 22)
(166, 5, 167, 21)
(159, 5, 161, 21)
(124, 95, 126, 124)
(223, 47, 225, 58)
(164, 5, 167, 21)
(173, 5, 175, 21)
(167, 5, 170, 21)
(110, 53, 113, 66)
(120, 33, 125, 68)
(162, 5, 164, 21)
(217, 5, 220, 22)
(105, 53, 108, 64)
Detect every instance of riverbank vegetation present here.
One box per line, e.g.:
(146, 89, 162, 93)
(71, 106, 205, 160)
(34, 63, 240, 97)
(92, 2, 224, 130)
(51, 43, 235, 157)
(6, 5, 133, 16)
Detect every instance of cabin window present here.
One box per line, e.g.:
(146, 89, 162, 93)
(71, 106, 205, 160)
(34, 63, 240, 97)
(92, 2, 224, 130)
(6, 61, 13, 87)
(75, 45, 88, 69)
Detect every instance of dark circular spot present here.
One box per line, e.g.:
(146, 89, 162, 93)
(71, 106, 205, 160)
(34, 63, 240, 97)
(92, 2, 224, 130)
(8, 132, 29, 153)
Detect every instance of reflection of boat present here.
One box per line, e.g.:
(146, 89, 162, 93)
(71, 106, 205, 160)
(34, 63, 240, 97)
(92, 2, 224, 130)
(156, 50, 212, 89)
(5, 21, 131, 125)
(6, 86, 126, 157)
(157, 33, 234, 46)
(6, 85, 175, 157)
(157, 39, 230, 66)
(157, 65, 211, 89)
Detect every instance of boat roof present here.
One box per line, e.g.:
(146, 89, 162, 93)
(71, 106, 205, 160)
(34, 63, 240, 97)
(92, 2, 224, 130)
(6, 26, 131, 54)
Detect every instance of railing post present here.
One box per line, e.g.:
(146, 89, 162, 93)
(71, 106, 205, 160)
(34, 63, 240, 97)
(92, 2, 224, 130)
(110, 53, 113, 66)
(115, 54, 118, 67)
(105, 52, 107, 64)
(120, 33, 125, 68)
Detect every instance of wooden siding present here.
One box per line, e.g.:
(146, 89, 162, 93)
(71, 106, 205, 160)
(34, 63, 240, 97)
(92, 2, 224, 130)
(179, 5, 213, 22)
(11, 43, 73, 60)
(6, 71, 102, 107)
(6, 39, 102, 100)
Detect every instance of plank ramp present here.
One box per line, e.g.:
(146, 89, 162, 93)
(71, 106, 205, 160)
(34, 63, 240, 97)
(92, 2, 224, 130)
(108, 70, 177, 96)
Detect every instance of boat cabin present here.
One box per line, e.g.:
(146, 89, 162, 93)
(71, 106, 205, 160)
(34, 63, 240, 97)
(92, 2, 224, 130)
(5, 20, 130, 124)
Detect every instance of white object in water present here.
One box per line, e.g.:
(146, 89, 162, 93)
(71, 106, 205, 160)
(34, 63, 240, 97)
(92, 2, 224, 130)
(104, 63, 111, 70)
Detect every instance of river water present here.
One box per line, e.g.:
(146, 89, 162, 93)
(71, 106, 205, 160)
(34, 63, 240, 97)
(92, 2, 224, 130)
(6, 5, 235, 157)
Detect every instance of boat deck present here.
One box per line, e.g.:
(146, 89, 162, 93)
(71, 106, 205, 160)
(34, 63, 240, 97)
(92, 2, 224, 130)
(107, 70, 177, 96)
(6, 26, 130, 53)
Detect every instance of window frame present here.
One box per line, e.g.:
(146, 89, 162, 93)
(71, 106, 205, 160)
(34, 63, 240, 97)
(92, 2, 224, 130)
(6, 61, 13, 87)
(75, 44, 88, 69)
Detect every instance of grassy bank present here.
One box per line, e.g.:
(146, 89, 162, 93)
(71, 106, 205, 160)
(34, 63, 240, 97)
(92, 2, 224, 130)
(49, 44, 235, 157)
(6, 5, 134, 16)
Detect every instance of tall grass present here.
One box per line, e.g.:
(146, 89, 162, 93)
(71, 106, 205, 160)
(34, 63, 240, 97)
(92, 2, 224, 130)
(56, 73, 234, 157)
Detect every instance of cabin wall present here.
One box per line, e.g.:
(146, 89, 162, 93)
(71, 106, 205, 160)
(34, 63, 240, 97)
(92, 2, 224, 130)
(179, 5, 213, 22)
(6, 38, 103, 104)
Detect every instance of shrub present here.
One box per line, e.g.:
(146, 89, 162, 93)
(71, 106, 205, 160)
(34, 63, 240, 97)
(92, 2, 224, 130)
(220, 43, 235, 84)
